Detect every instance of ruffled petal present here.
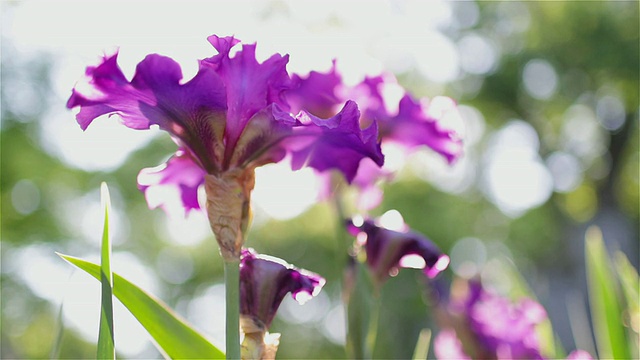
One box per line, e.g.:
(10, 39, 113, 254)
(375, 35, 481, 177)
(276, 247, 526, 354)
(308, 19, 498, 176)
(288, 65, 463, 163)
(346, 213, 449, 284)
(203, 35, 293, 160)
(68, 51, 229, 173)
(286, 101, 384, 183)
(381, 94, 463, 163)
(288, 60, 343, 118)
(67, 52, 156, 130)
(239, 248, 325, 329)
(137, 149, 206, 216)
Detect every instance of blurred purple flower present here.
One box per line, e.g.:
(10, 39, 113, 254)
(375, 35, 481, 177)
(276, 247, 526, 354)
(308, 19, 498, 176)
(239, 248, 325, 330)
(287, 62, 462, 210)
(346, 212, 449, 286)
(435, 279, 593, 360)
(67, 35, 383, 216)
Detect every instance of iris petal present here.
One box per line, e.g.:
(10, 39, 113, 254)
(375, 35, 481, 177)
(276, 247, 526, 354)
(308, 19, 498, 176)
(239, 248, 325, 329)
(347, 214, 448, 285)
(137, 150, 206, 216)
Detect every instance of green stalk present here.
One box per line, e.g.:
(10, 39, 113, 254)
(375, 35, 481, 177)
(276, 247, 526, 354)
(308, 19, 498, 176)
(364, 291, 381, 359)
(225, 259, 241, 360)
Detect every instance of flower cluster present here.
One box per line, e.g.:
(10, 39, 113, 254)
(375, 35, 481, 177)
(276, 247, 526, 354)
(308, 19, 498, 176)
(68, 35, 383, 260)
(434, 279, 593, 360)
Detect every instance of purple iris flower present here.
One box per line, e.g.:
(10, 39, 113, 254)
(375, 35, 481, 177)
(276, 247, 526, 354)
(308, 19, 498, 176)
(67, 35, 383, 213)
(434, 279, 593, 360)
(287, 62, 462, 209)
(346, 212, 449, 286)
(68, 35, 383, 260)
(239, 248, 325, 358)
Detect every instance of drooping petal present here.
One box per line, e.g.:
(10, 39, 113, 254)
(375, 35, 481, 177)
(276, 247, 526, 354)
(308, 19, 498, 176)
(239, 248, 325, 330)
(67, 52, 155, 131)
(286, 101, 384, 183)
(380, 94, 463, 163)
(346, 212, 449, 285)
(350, 157, 393, 210)
(137, 150, 206, 216)
(288, 64, 463, 162)
(67, 51, 229, 173)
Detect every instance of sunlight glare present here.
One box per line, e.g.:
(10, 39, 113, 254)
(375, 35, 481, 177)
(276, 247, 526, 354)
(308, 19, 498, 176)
(378, 209, 406, 231)
(252, 162, 320, 220)
(398, 254, 427, 269)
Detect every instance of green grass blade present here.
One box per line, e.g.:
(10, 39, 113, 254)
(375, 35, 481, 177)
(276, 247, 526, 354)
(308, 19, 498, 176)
(58, 254, 224, 359)
(411, 328, 431, 360)
(49, 302, 65, 359)
(97, 183, 115, 360)
(614, 251, 639, 358)
(585, 226, 629, 359)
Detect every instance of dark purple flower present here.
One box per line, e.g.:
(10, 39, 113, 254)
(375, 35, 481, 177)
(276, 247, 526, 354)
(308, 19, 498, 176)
(239, 248, 325, 331)
(434, 279, 592, 360)
(287, 62, 462, 210)
(346, 212, 449, 285)
(68, 35, 383, 214)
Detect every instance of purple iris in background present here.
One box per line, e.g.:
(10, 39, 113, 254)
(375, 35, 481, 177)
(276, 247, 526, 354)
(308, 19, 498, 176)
(346, 211, 449, 287)
(434, 279, 593, 360)
(239, 248, 325, 359)
(68, 35, 383, 260)
(287, 62, 463, 210)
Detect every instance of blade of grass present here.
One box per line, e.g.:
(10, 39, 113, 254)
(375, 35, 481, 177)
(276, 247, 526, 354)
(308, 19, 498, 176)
(614, 251, 639, 358)
(585, 226, 629, 359)
(411, 328, 431, 360)
(49, 302, 65, 359)
(97, 183, 115, 359)
(58, 254, 224, 359)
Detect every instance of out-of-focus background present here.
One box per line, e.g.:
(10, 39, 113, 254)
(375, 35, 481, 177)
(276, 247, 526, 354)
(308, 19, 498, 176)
(2, 1, 638, 358)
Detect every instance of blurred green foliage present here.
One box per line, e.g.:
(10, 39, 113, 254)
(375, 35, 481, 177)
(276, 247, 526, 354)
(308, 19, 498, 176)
(2, 1, 638, 359)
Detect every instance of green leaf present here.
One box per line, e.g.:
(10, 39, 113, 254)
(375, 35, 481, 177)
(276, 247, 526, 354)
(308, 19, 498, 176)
(614, 251, 639, 358)
(97, 183, 115, 360)
(585, 226, 629, 359)
(58, 254, 225, 359)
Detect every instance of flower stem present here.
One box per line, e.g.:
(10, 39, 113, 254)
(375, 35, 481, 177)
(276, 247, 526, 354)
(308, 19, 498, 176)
(224, 259, 241, 360)
(365, 292, 381, 359)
